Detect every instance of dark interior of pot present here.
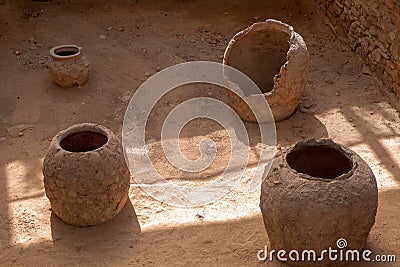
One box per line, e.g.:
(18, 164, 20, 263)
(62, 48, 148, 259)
(60, 131, 108, 152)
(286, 145, 353, 179)
(226, 29, 289, 94)
(54, 46, 79, 57)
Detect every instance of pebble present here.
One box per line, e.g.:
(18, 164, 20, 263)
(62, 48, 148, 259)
(14, 50, 21, 55)
(144, 71, 152, 77)
(18, 132, 24, 137)
(196, 213, 204, 219)
(303, 103, 313, 109)
(299, 107, 308, 113)
(99, 35, 106, 39)
(106, 26, 113, 31)
(362, 64, 372, 75)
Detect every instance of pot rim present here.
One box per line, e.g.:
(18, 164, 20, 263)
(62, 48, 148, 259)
(49, 44, 82, 61)
(284, 138, 357, 182)
(54, 123, 112, 154)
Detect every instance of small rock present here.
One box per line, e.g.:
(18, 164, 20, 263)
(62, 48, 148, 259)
(155, 65, 162, 72)
(303, 103, 313, 109)
(14, 50, 21, 55)
(253, 14, 261, 21)
(38, 43, 43, 48)
(144, 71, 152, 77)
(99, 35, 106, 39)
(362, 64, 372, 75)
(28, 37, 34, 42)
(106, 26, 113, 31)
(196, 213, 204, 219)
(18, 132, 24, 137)
(0, 137, 6, 142)
(299, 107, 308, 113)
(224, 12, 229, 15)
(29, 46, 35, 50)
(116, 27, 124, 32)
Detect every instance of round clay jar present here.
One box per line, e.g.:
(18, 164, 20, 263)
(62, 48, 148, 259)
(260, 138, 378, 266)
(224, 19, 309, 123)
(43, 123, 130, 226)
(48, 44, 90, 88)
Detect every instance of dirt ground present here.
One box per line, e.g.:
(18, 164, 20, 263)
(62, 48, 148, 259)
(0, 0, 399, 266)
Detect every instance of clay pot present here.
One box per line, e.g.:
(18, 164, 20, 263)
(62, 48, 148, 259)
(260, 138, 378, 267)
(224, 19, 309, 122)
(48, 44, 90, 88)
(43, 123, 131, 226)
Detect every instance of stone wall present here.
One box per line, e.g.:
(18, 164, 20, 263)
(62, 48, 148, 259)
(317, 0, 400, 96)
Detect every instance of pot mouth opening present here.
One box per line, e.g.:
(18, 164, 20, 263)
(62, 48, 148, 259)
(286, 142, 354, 180)
(50, 45, 81, 59)
(60, 130, 108, 153)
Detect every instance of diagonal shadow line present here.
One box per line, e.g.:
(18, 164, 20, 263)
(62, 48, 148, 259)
(341, 106, 400, 183)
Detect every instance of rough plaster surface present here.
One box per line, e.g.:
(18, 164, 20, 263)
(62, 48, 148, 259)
(47, 49, 90, 88)
(224, 19, 309, 122)
(317, 0, 400, 96)
(42, 123, 131, 226)
(260, 138, 378, 267)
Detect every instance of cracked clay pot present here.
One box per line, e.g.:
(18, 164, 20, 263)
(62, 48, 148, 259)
(224, 19, 309, 123)
(43, 123, 131, 226)
(48, 44, 90, 88)
(260, 138, 378, 266)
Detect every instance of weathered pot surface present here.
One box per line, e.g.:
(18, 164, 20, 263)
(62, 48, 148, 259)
(260, 138, 378, 266)
(42, 123, 131, 226)
(48, 44, 90, 88)
(224, 19, 309, 123)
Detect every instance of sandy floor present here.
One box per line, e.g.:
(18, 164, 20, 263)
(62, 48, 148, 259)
(0, 0, 399, 266)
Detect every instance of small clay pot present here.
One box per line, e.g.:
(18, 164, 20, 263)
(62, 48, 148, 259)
(260, 138, 378, 267)
(224, 19, 309, 122)
(48, 44, 90, 88)
(43, 123, 131, 226)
